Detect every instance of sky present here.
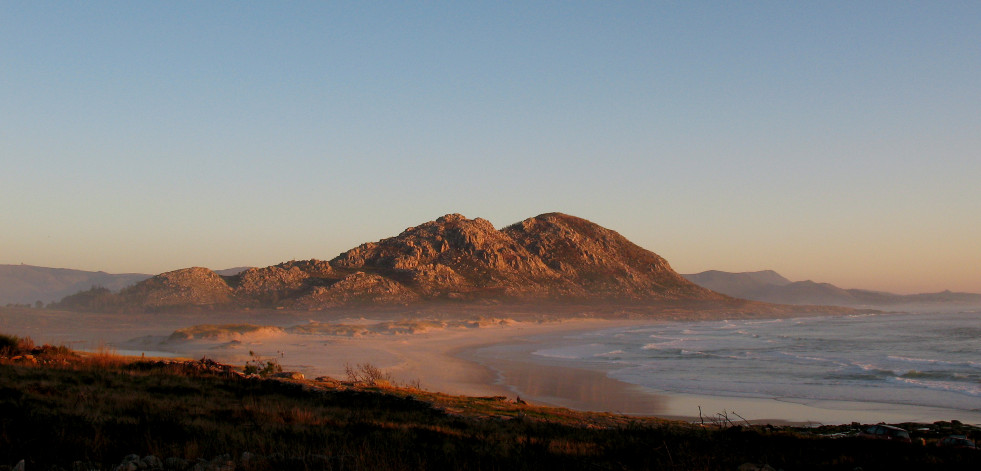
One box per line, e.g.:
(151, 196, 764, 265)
(2, 2, 979, 294)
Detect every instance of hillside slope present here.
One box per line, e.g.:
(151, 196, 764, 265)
(0, 265, 151, 305)
(682, 270, 981, 308)
(54, 213, 756, 313)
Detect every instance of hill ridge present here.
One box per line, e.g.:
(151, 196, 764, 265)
(0, 264, 152, 305)
(682, 270, 981, 308)
(55, 213, 742, 313)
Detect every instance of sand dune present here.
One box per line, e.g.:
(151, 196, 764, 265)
(166, 324, 287, 342)
(0, 307, 635, 400)
(4, 307, 977, 425)
(145, 317, 627, 399)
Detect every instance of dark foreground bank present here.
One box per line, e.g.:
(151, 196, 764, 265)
(0, 334, 978, 471)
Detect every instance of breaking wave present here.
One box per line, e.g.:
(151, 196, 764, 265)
(529, 311, 981, 413)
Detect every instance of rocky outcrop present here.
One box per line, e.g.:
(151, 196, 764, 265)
(408, 263, 473, 298)
(56, 213, 737, 312)
(293, 272, 420, 309)
(331, 214, 565, 299)
(502, 213, 722, 300)
(119, 267, 232, 309)
(234, 265, 310, 305)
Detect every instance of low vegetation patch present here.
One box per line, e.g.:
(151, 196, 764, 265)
(0, 333, 977, 470)
(243, 350, 283, 377)
(344, 362, 392, 385)
(167, 324, 286, 342)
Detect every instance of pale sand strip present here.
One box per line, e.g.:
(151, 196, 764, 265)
(5, 309, 979, 425)
(268, 318, 647, 399)
(8, 311, 643, 401)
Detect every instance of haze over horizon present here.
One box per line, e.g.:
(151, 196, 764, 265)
(2, 3, 979, 295)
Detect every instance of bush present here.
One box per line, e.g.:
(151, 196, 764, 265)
(0, 333, 19, 354)
(0, 333, 34, 356)
(244, 350, 283, 377)
(345, 362, 391, 385)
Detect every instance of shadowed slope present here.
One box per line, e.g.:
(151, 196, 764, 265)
(55, 213, 748, 312)
(683, 270, 981, 308)
(0, 264, 151, 305)
(502, 213, 725, 300)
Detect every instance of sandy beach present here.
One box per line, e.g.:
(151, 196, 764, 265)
(455, 323, 981, 426)
(0, 307, 641, 400)
(3, 307, 979, 426)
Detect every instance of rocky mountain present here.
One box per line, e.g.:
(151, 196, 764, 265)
(0, 264, 152, 305)
(120, 267, 235, 308)
(56, 213, 753, 313)
(682, 270, 981, 309)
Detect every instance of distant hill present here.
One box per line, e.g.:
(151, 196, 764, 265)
(0, 265, 152, 305)
(682, 270, 981, 309)
(1, 265, 253, 306)
(683, 270, 792, 293)
(55, 213, 791, 315)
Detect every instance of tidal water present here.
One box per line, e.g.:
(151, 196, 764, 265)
(530, 312, 981, 419)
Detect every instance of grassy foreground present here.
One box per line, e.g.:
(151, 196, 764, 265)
(0, 334, 978, 471)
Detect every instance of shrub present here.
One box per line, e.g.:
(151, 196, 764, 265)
(244, 350, 283, 377)
(0, 333, 35, 356)
(0, 333, 19, 355)
(345, 362, 391, 385)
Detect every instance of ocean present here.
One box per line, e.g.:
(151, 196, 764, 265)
(489, 311, 981, 424)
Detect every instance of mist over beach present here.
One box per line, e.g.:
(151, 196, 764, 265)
(2, 2, 980, 469)
(5, 303, 979, 427)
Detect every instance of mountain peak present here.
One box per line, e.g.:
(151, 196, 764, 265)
(504, 214, 714, 300)
(55, 213, 735, 312)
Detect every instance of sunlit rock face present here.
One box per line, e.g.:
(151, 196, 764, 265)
(502, 213, 723, 301)
(120, 267, 233, 308)
(58, 213, 731, 311)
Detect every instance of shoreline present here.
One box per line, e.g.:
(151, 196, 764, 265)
(455, 319, 981, 426)
(4, 308, 979, 426)
(7, 346, 978, 471)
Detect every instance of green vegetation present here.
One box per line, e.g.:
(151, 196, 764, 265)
(0, 334, 978, 470)
(50, 286, 121, 312)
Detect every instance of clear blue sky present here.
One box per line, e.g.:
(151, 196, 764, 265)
(2, 2, 979, 293)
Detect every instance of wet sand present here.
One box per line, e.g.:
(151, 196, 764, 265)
(459, 326, 981, 425)
(3, 308, 978, 425)
(468, 349, 981, 425)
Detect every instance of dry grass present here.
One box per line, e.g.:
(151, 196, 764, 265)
(79, 342, 128, 369)
(0, 332, 34, 355)
(1, 332, 978, 470)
